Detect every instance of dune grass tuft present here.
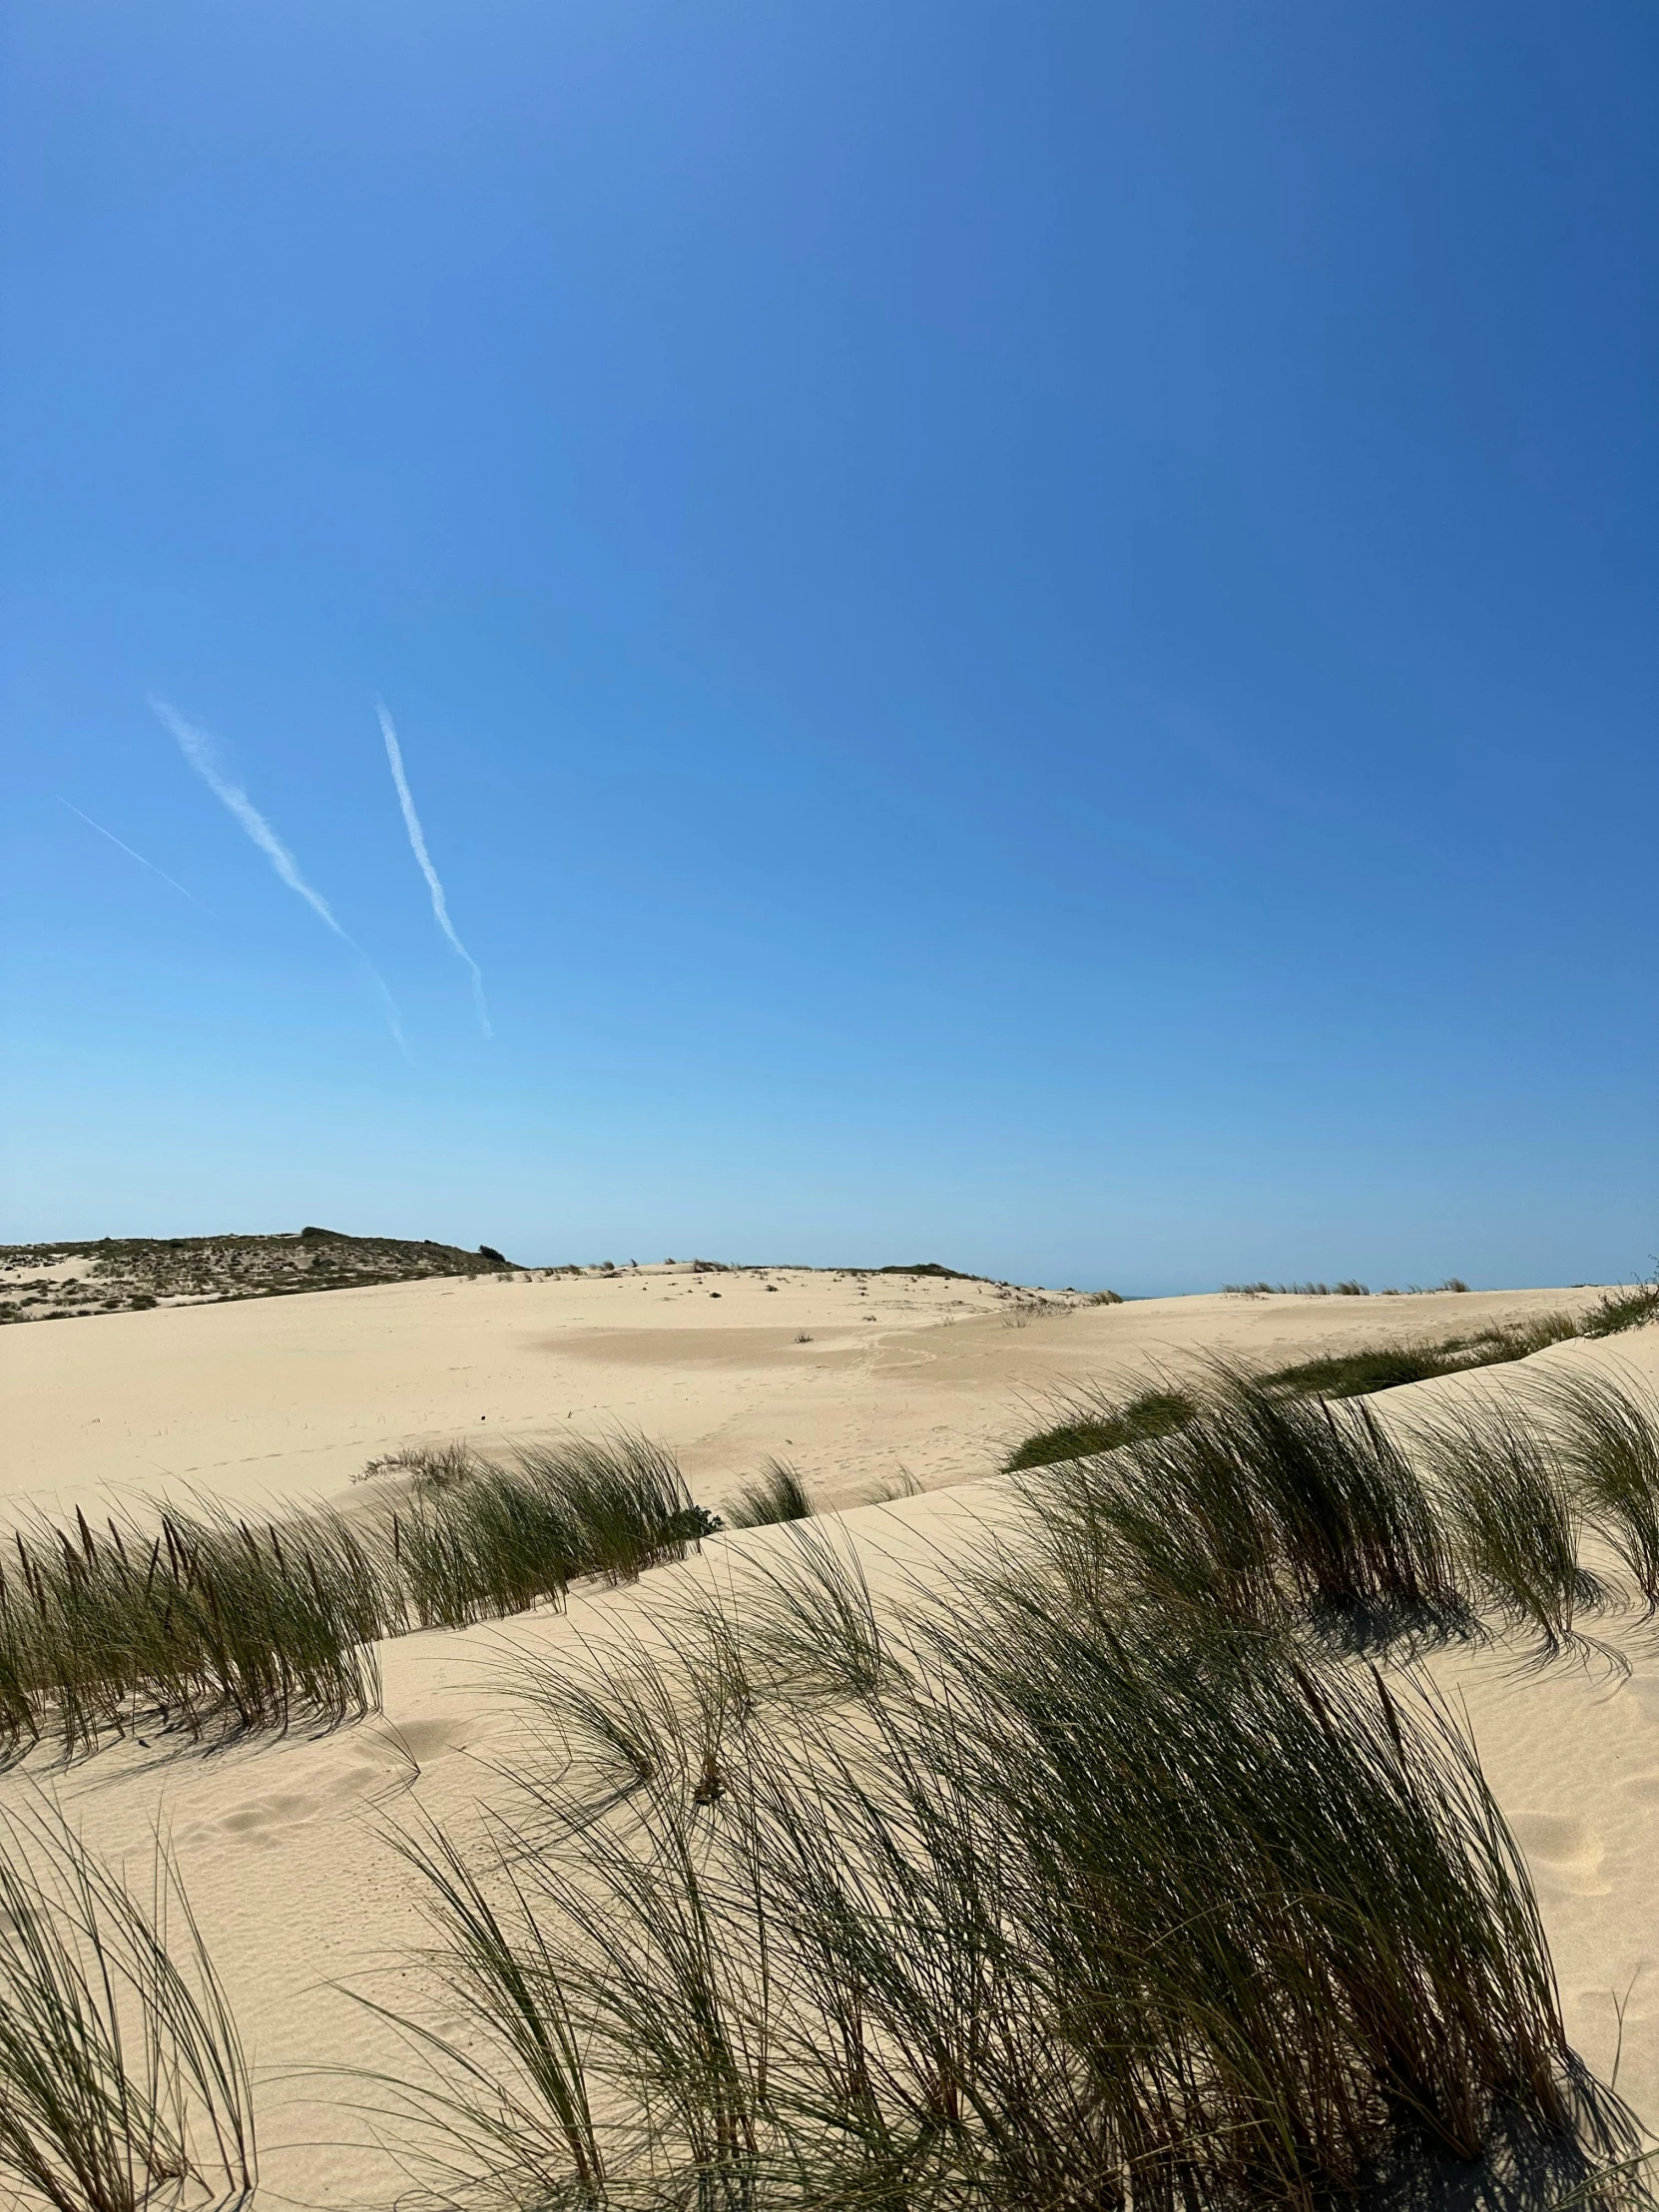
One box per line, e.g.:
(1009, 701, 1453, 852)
(0, 1805, 255, 2211)
(1021, 1370, 1467, 1645)
(513, 1432, 711, 1582)
(1260, 1310, 1581, 1403)
(1582, 1280, 1659, 1339)
(373, 1499, 1641, 2212)
(0, 1499, 387, 1761)
(388, 1456, 581, 1632)
(1536, 1370, 1659, 1612)
(0, 1430, 718, 1763)
(1414, 1396, 1606, 1663)
(1004, 1309, 1596, 1476)
(723, 1458, 815, 1530)
(383, 1432, 711, 1629)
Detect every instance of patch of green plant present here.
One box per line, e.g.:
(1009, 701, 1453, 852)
(1581, 1280, 1659, 1338)
(0, 1430, 722, 1761)
(1541, 1370, 1659, 1612)
(869, 1261, 980, 1280)
(1261, 1343, 1465, 1399)
(1413, 1395, 1606, 1664)
(1003, 1387, 1195, 1472)
(0, 1497, 389, 1760)
(382, 1432, 713, 1633)
(1024, 1370, 1467, 1643)
(1259, 1312, 1580, 1403)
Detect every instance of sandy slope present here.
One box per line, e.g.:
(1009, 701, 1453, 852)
(1, 1276, 1655, 2206)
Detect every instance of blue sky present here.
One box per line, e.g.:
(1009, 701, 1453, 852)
(3, 0, 1654, 1291)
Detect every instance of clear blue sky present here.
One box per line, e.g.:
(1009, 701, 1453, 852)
(3, 1, 1654, 1292)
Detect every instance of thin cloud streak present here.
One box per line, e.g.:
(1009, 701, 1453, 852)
(154, 698, 408, 1055)
(377, 701, 491, 1036)
(155, 699, 342, 933)
(58, 797, 216, 913)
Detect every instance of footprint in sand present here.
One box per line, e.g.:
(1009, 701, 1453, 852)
(213, 1790, 323, 1844)
(1508, 1812, 1609, 1897)
(193, 1752, 392, 1846)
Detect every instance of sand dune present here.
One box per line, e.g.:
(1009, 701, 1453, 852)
(0, 1272, 1654, 2205)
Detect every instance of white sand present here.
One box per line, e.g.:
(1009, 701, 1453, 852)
(0, 1263, 1605, 1514)
(1, 1273, 1655, 2202)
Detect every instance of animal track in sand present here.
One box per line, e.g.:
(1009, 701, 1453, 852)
(1507, 1812, 1609, 1897)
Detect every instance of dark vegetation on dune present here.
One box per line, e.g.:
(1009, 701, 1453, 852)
(5, 1278, 1655, 1765)
(1263, 1311, 1583, 1400)
(721, 1456, 816, 1530)
(1002, 1386, 1197, 1472)
(0, 1497, 388, 1761)
(1007, 1288, 1659, 1472)
(866, 1262, 982, 1280)
(1015, 1365, 1659, 1672)
(0, 1227, 518, 1325)
(1583, 1281, 1659, 1337)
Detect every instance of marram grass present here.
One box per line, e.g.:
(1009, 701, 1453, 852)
(0, 1804, 255, 2211)
(722, 1457, 816, 1530)
(1003, 1290, 1656, 1474)
(368, 1472, 1648, 2212)
(1020, 1367, 1470, 1648)
(0, 1498, 387, 1761)
(0, 1431, 716, 1761)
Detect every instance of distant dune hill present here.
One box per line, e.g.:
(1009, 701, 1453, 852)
(0, 1226, 515, 1324)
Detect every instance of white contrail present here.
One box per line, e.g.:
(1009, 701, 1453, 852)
(154, 698, 408, 1053)
(377, 701, 491, 1036)
(58, 797, 216, 913)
